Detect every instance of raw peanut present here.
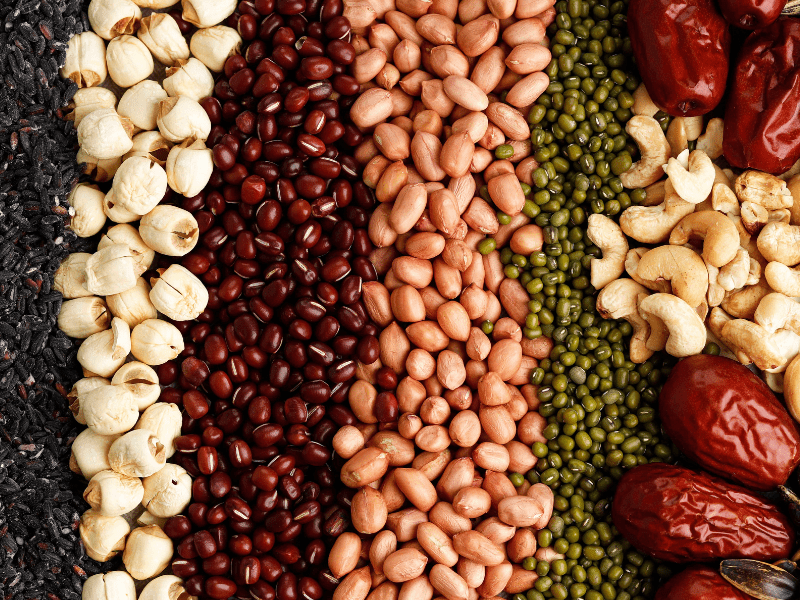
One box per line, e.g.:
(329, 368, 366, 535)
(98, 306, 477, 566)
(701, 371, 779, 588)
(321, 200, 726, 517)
(430, 564, 469, 600)
(442, 76, 489, 112)
(507, 528, 537, 563)
(478, 371, 511, 406)
(333, 566, 372, 600)
(390, 183, 428, 234)
(440, 131, 475, 178)
(417, 522, 459, 567)
(456, 17, 500, 56)
(391, 88, 414, 117)
(364, 155, 393, 188)
(430, 501, 473, 536)
(452, 531, 505, 566)
(527, 483, 555, 529)
(394, 468, 438, 511)
(506, 71, 550, 108)
(487, 173, 525, 216)
(376, 63, 401, 89)
(462, 251, 486, 289)
(431, 0, 458, 17)
(349, 380, 378, 424)
(375, 122, 412, 161)
(437, 349, 466, 390)
(370, 23, 401, 54)
(448, 174, 476, 213)
(451, 112, 490, 145)
(368, 582, 399, 600)
(381, 469, 407, 512)
(488, 0, 515, 17)
(406, 232, 446, 259)
(352, 88, 394, 128)
(483, 469, 517, 508)
(387, 508, 429, 541)
(398, 413, 424, 439)
(505, 43, 551, 74)
(479, 562, 514, 597)
(397, 0, 432, 17)
(478, 122, 507, 150)
(502, 17, 546, 46)
(465, 359, 488, 388)
(341, 447, 390, 488)
(415, 424, 451, 453)
(485, 103, 530, 140)
(433, 257, 462, 299)
(509, 223, 544, 255)
(481, 291, 503, 324)
(406, 321, 449, 354)
(363, 281, 394, 327)
(515, 0, 555, 18)
(499, 278, 530, 325)
(352, 486, 389, 534)
(497, 496, 545, 527)
(411, 131, 447, 181)
(453, 486, 492, 518)
(420, 395, 450, 424)
(441, 238, 473, 271)
(407, 348, 437, 381)
(416, 14, 457, 45)
(457, 558, 486, 589)
(385, 10, 425, 44)
(516, 156, 539, 185)
(394, 39, 422, 72)
(344, 0, 378, 29)
(333, 425, 367, 459)
(462, 285, 489, 319)
(371, 530, 399, 574)
(420, 287, 448, 321)
(393, 256, 434, 288)
(429, 45, 470, 78)
(495, 212, 531, 246)
(398, 576, 434, 600)
(397, 376, 427, 412)
(391, 285, 426, 322)
(506, 565, 540, 593)
(413, 448, 452, 480)
(420, 79, 455, 118)
(413, 110, 444, 136)
(448, 410, 481, 447)
(383, 548, 428, 583)
(485, 159, 516, 181)
(369, 202, 399, 248)
(493, 317, 523, 341)
(429, 188, 461, 235)
(470, 46, 506, 94)
(505, 440, 537, 473)
(354, 48, 389, 84)
(400, 69, 434, 96)
(371, 431, 416, 466)
(466, 327, 491, 360)
(479, 404, 516, 445)
(462, 198, 500, 234)
(472, 442, 511, 472)
(506, 391, 529, 420)
(488, 338, 523, 381)
(436, 457, 476, 501)
(476, 517, 517, 544)
(437, 301, 470, 341)
(329, 532, 362, 578)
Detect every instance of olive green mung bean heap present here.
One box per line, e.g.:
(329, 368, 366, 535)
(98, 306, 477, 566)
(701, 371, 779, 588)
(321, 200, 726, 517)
(483, 1, 705, 599)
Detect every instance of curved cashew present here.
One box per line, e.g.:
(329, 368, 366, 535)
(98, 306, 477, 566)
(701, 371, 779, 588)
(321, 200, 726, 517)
(619, 116, 671, 189)
(754, 293, 800, 334)
(707, 306, 749, 363)
(707, 263, 725, 307)
(666, 117, 703, 159)
(766, 330, 800, 373)
(720, 319, 787, 371)
(782, 354, 800, 421)
(631, 84, 660, 118)
(638, 293, 706, 357)
(663, 149, 715, 205)
(638, 294, 668, 352)
(696, 118, 724, 160)
(596, 279, 652, 364)
(642, 181, 666, 207)
(717, 248, 750, 292)
(636, 245, 708, 307)
(668, 211, 739, 268)
(587, 214, 628, 290)
(757, 222, 800, 266)
(735, 171, 793, 209)
(720, 279, 772, 320)
(625, 248, 670, 293)
(619, 180, 695, 244)
(765, 262, 800, 297)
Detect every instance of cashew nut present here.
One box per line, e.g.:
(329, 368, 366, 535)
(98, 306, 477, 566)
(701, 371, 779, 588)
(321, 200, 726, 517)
(666, 117, 703, 159)
(747, 257, 762, 286)
(596, 279, 652, 364)
(619, 179, 695, 244)
(638, 293, 706, 357)
(765, 262, 800, 297)
(754, 293, 800, 334)
(712, 183, 739, 215)
(720, 319, 788, 371)
(696, 118, 724, 160)
(735, 170, 793, 209)
(631, 84, 660, 118)
(720, 279, 773, 320)
(757, 222, 800, 266)
(642, 181, 666, 207)
(707, 306, 750, 363)
(707, 263, 725, 307)
(636, 245, 708, 308)
(663, 149, 715, 205)
(770, 209, 792, 225)
(668, 211, 739, 268)
(741, 201, 769, 235)
(695, 164, 734, 213)
(586, 214, 628, 290)
(717, 248, 750, 292)
(625, 248, 669, 292)
(619, 116, 671, 189)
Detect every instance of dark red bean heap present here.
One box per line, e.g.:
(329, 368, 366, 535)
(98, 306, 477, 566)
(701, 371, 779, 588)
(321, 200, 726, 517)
(155, 2, 379, 599)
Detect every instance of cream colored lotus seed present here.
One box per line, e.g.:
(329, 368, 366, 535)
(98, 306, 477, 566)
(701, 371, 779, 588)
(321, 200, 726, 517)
(82, 383, 138, 435)
(54, 253, 93, 299)
(106, 35, 154, 88)
(67, 87, 117, 126)
(88, 0, 142, 40)
(76, 317, 131, 379)
(123, 525, 174, 580)
(125, 131, 173, 167)
(85, 243, 138, 296)
(58, 297, 110, 339)
(70, 428, 118, 480)
(162, 57, 214, 101)
(79, 509, 130, 562)
(84, 469, 144, 516)
(118, 81, 168, 132)
(77, 107, 134, 160)
(149, 264, 209, 321)
(62, 31, 107, 87)
(106, 277, 158, 328)
(138, 576, 190, 600)
(82, 571, 137, 600)
(190, 25, 242, 72)
(165, 139, 214, 198)
(130, 319, 185, 365)
(69, 376, 110, 425)
(138, 13, 190, 66)
(142, 464, 192, 517)
(136, 403, 182, 457)
(111, 156, 168, 216)
(77, 148, 121, 183)
(113, 361, 160, 410)
(182, 0, 237, 28)
(156, 95, 211, 143)
(99, 224, 155, 276)
(139, 205, 199, 256)
(109, 429, 167, 478)
(68, 183, 107, 238)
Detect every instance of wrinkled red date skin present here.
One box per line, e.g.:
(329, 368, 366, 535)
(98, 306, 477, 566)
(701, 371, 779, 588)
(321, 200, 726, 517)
(628, 0, 730, 116)
(660, 355, 800, 491)
(613, 464, 795, 563)
(654, 565, 752, 600)
(724, 18, 800, 174)
(718, 0, 786, 29)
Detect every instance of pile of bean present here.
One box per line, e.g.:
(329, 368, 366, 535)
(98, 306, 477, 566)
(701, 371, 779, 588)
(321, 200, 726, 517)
(0, 1, 114, 599)
(159, 2, 383, 599)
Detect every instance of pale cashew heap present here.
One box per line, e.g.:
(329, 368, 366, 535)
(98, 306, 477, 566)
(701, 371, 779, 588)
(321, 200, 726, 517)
(594, 84, 800, 392)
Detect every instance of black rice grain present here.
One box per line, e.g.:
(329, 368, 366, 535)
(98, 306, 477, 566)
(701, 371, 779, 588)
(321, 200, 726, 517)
(0, 0, 118, 598)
